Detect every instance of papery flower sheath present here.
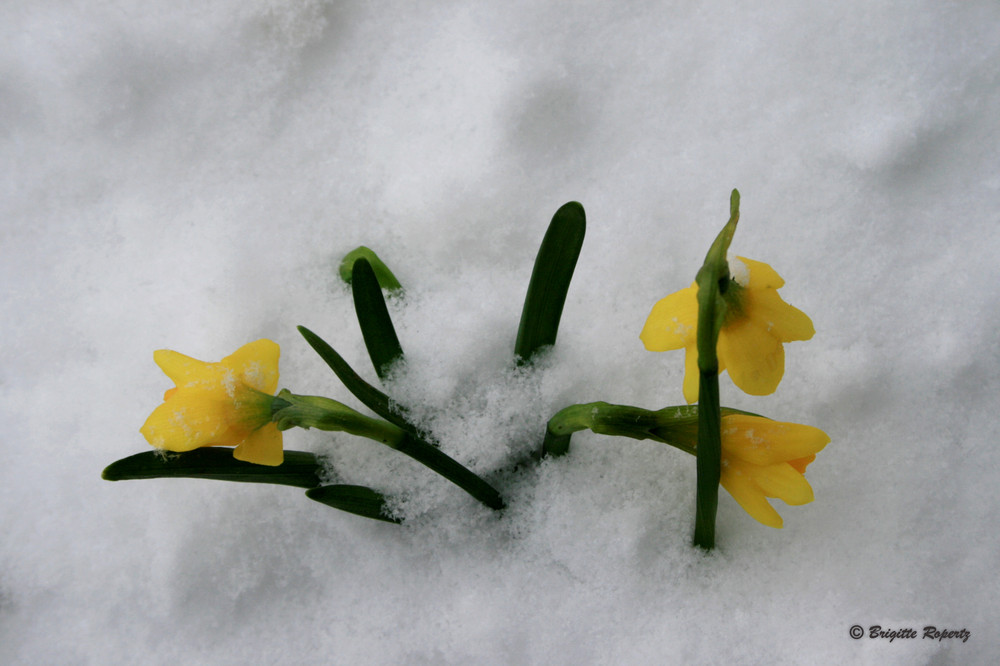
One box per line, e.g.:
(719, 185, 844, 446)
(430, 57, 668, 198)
(140, 339, 284, 466)
(719, 414, 828, 528)
(640, 257, 815, 403)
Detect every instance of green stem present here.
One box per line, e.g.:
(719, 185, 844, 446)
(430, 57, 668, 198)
(691, 189, 740, 551)
(543, 402, 704, 457)
(541, 429, 573, 457)
(273, 391, 504, 511)
(692, 371, 721, 550)
(272, 391, 404, 444)
(692, 284, 722, 549)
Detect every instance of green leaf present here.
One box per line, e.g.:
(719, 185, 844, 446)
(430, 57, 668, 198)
(352, 257, 404, 380)
(515, 202, 586, 363)
(394, 434, 505, 511)
(101, 449, 323, 488)
(305, 484, 401, 523)
(339, 246, 403, 292)
(297, 327, 505, 512)
(297, 325, 416, 435)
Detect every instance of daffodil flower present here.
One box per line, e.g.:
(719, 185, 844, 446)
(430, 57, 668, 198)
(640, 256, 815, 403)
(720, 414, 828, 528)
(140, 339, 284, 466)
(543, 401, 828, 527)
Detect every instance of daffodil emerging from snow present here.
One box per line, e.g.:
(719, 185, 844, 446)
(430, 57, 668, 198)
(720, 414, 828, 528)
(640, 256, 815, 403)
(544, 401, 829, 528)
(140, 339, 284, 466)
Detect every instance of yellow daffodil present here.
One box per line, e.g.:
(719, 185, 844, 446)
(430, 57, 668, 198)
(140, 339, 284, 466)
(640, 256, 815, 403)
(719, 414, 828, 528)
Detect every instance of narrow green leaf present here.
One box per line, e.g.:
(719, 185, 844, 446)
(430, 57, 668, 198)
(339, 246, 403, 292)
(515, 202, 586, 363)
(297, 325, 416, 435)
(352, 257, 404, 380)
(395, 435, 505, 511)
(297, 327, 506, 510)
(101, 449, 322, 488)
(306, 484, 402, 523)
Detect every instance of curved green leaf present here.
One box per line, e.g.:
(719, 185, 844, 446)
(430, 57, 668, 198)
(352, 257, 403, 380)
(515, 202, 586, 363)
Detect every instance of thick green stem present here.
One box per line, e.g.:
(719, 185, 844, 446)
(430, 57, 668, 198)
(691, 189, 740, 550)
(692, 284, 722, 549)
(271, 391, 405, 445)
(544, 401, 702, 457)
(273, 390, 504, 511)
(541, 429, 573, 457)
(693, 371, 721, 550)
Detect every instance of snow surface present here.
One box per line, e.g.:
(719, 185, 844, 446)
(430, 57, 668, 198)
(3, 1, 1000, 663)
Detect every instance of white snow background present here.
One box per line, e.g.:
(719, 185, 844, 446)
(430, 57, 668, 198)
(3, 1, 999, 664)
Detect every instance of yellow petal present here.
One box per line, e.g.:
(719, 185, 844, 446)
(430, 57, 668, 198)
(717, 319, 784, 395)
(140, 389, 234, 451)
(681, 346, 701, 404)
(678, 343, 731, 405)
(746, 289, 815, 342)
(720, 461, 784, 528)
(748, 462, 815, 505)
(222, 339, 280, 394)
(153, 349, 213, 387)
(721, 415, 830, 466)
(737, 256, 784, 289)
(233, 422, 284, 466)
(640, 284, 698, 352)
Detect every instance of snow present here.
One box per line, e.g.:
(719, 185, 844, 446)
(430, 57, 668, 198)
(3, 1, 999, 663)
